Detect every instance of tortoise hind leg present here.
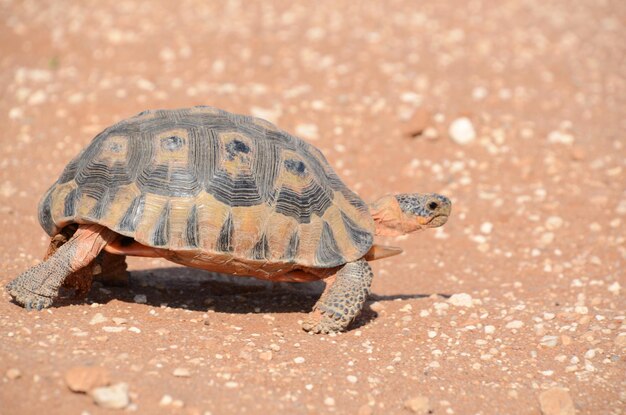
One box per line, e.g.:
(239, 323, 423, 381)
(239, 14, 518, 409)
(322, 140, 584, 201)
(6, 224, 117, 310)
(302, 259, 374, 334)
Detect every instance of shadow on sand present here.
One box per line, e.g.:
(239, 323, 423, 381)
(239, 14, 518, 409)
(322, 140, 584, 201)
(59, 266, 449, 329)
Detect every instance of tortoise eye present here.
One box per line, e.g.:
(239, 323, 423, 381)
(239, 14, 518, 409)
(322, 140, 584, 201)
(428, 201, 439, 210)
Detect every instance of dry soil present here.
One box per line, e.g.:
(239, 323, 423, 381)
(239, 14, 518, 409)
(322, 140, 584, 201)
(0, 1, 625, 414)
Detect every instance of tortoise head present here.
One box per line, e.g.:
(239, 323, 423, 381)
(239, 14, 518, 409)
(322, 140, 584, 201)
(369, 193, 451, 236)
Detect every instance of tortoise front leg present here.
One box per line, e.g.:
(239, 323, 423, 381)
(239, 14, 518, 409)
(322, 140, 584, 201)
(302, 259, 374, 334)
(6, 224, 117, 310)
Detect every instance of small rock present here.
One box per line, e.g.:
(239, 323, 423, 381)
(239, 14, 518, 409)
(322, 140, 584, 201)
(90, 382, 130, 409)
(112, 317, 128, 325)
(324, 397, 335, 406)
(269, 343, 281, 352)
(545, 216, 564, 230)
(404, 396, 430, 414)
(250, 106, 282, 124)
(133, 294, 147, 304)
(259, 351, 273, 361)
(295, 123, 319, 141)
(293, 357, 305, 364)
(89, 313, 108, 325)
(539, 387, 576, 415)
(608, 281, 621, 295)
(480, 222, 493, 234)
(346, 375, 358, 384)
(65, 366, 110, 393)
(506, 320, 524, 329)
(448, 293, 473, 307)
(172, 368, 191, 377)
(484, 325, 496, 334)
(539, 335, 559, 348)
(102, 326, 126, 333)
(404, 108, 432, 137)
(6, 368, 21, 380)
(159, 394, 173, 406)
(448, 117, 476, 145)
(547, 130, 574, 145)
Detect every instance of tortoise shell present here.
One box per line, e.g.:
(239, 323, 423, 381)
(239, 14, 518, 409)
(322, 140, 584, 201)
(38, 106, 374, 271)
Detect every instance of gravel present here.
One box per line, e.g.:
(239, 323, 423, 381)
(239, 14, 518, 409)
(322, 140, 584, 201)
(90, 383, 130, 409)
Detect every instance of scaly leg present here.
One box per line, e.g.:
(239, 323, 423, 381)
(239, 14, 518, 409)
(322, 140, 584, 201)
(6, 224, 117, 310)
(302, 259, 374, 334)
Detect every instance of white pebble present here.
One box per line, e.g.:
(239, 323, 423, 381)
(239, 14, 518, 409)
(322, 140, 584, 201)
(484, 325, 495, 334)
(539, 335, 558, 347)
(295, 123, 319, 141)
(505, 320, 524, 329)
(447, 293, 473, 307)
(480, 222, 493, 234)
(448, 117, 476, 145)
(293, 357, 305, 364)
(102, 326, 126, 333)
(347, 375, 357, 384)
(159, 395, 173, 406)
(608, 281, 621, 295)
(545, 216, 564, 230)
(172, 368, 191, 377)
(89, 313, 108, 325)
(90, 383, 130, 409)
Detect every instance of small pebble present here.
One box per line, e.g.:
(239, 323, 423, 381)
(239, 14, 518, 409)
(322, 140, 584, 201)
(295, 123, 319, 141)
(404, 396, 430, 414)
(159, 395, 173, 406)
(480, 222, 493, 234)
(539, 336, 559, 348)
(173, 368, 191, 377)
(448, 293, 473, 307)
(293, 357, 305, 364)
(506, 320, 524, 329)
(90, 383, 130, 409)
(65, 366, 110, 393)
(6, 368, 21, 380)
(608, 282, 621, 295)
(102, 326, 126, 333)
(448, 117, 476, 145)
(89, 313, 108, 325)
(259, 351, 273, 361)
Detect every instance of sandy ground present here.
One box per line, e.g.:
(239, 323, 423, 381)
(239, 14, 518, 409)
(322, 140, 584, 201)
(1, 1, 625, 414)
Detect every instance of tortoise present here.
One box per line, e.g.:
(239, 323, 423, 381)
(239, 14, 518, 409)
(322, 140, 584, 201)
(6, 106, 451, 333)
